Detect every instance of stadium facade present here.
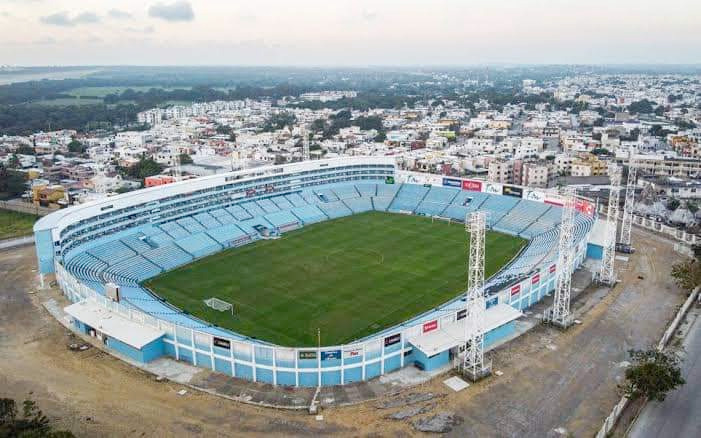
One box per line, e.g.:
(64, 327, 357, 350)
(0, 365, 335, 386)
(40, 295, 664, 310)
(34, 157, 595, 387)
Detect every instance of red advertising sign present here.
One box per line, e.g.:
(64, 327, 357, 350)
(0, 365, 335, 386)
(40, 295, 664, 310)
(462, 179, 482, 192)
(549, 264, 557, 273)
(510, 284, 521, 296)
(531, 274, 540, 284)
(575, 198, 595, 217)
(422, 320, 438, 333)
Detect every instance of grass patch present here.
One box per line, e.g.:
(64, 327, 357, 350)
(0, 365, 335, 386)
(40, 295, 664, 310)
(0, 209, 38, 240)
(145, 212, 526, 346)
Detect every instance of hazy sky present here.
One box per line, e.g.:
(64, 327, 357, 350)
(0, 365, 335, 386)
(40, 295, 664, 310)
(1, 0, 699, 66)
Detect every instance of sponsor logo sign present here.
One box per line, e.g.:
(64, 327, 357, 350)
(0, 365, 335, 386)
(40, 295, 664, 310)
(443, 177, 462, 188)
(531, 274, 540, 284)
(575, 198, 595, 217)
(510, 284, 521, 296)
(343, 348, 362, 359)
(213, 337, 231, 350)
(524, 189, 546, 202)
(422, 320, 439, 333)
(549, 264, 557, 273)
(545, 194, 564, 206)
(484, 182, 503, 195)
(462, 179, 483, 192)
(321, 350, 341, 361)
(385, 176, 395, 184)
(457, 309, 467, 320)
(384, 333, 401, 347)
(503, 185, 523, 198)
(298, 351, 317, 360)
(245, 188, 257, 197)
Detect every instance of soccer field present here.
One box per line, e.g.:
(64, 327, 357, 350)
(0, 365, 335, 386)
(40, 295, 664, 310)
(145, 212, 526, 347)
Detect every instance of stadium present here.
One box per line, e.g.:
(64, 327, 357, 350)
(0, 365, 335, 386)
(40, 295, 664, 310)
(33, 156, 595, 387)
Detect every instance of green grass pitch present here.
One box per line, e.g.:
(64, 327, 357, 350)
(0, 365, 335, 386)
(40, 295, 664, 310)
(145, 212, 526, 347)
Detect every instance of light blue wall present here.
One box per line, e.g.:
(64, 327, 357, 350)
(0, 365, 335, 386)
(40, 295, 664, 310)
(411, 348, 450, 372)
(587, 243, 604, 259)
(485, 321, 515, 349)
(105, 335, 165, 363)
(34, 229, 55, 273)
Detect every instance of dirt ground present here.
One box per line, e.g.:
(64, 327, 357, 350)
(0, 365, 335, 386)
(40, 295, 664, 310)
(0, 227, 689, 437)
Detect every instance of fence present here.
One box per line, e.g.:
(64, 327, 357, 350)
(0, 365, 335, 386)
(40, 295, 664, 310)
(0, 200, 53, 217)
(595, 286, 700, 438)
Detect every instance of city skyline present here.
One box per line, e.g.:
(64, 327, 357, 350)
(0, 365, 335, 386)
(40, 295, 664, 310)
(1, 0, 700, 66)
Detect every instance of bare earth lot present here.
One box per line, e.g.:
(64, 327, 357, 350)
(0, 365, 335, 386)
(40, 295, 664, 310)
(0, 227, 687, 437)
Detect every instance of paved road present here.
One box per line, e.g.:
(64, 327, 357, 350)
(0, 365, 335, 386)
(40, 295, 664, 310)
(0, 235, 34, 250)
(629, 307, 701, 438)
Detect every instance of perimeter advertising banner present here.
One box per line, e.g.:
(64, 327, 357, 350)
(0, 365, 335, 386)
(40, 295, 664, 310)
(484, 182, 503, 195)
(510, 284, 521, 296)
(298, 351, 317, 360)
(213, 337, 231, 350)
(384, 333, 401, 347)
(549, 263, 557, 274)
(575, 198, 596, 217)
(343, 348, 362, 359)
(422, 320, 439, 333)
(545, 193, 564, 207)
(523, 189, 546, 203)
(503, 185, 523, 198)
(462, 179, 483, 192)
(442, 177, 462, 188)
(531, 274, 540, 284)
(457, 309, 467, 320)
(321, 350, 341, 361)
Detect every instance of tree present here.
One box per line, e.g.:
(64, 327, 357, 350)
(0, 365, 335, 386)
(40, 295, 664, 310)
(671, 259, 701, 290)
(620, 349, 685, 402)
(7, 154, 21, 169)
(178, 153, 193, 165)
(667, 198, 680, 211)
(374, 132, 387, 142)
(120, 156, 164, 181)
(15, 145, 35, 155)
(0, 164, 26, 198)
(215, 124, 232, 135)
(628, 99, 655, 114)
(67, 139, 85, 154)
(0, 397, 75, 437)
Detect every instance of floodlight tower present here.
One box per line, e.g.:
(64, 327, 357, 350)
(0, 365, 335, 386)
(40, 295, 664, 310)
(599, 163, 622, 286)
(462, 211, 490, 381)
(302, 127, 310, 162)
(619, 159, 637, 247)
(549, 186, 577, 328)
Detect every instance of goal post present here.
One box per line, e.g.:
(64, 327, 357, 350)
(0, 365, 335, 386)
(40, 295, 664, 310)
(431, 215, 452, 225)
(204, 297, 235, 316)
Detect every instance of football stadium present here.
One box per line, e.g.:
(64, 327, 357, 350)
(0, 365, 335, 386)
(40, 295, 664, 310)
(33, 157, 595, 387)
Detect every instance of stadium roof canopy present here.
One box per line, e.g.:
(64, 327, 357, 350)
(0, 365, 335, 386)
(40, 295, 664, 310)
(65, 300, 164, 349)
(407, 304, 522, 356)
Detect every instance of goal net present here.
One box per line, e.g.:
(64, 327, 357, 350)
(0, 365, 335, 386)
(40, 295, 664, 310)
(204, 297, 234, 315)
